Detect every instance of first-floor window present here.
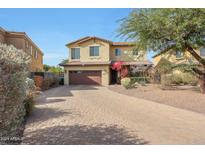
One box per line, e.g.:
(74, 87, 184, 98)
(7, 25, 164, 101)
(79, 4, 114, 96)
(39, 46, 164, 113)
(90, 46, 99, 56)
(71, 48, 80, 59)
(200, 48, 205, 57)
(35, 50, 38, 59)
(115, 48, 121, 56)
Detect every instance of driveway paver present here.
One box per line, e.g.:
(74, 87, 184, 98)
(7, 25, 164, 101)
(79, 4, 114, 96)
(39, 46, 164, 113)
(22, 85, 205, 144)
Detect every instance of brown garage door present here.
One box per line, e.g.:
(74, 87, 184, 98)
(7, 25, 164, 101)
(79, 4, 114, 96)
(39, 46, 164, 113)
(69, 71, 102, 85)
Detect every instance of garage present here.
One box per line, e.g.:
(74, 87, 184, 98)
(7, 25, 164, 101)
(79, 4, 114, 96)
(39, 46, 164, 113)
(69, 70, 102, 85)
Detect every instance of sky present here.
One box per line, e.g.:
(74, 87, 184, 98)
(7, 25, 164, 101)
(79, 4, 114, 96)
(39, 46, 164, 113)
(0, 8, 154, 66)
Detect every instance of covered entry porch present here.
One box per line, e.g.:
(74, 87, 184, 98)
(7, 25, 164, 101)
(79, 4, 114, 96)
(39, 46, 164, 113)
(110, 61, 153, 84)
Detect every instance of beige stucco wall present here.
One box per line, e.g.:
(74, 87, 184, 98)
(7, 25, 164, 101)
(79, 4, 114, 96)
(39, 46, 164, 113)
(68, 39, 147, 63)
(30, 50, 44, 72)
(6, 37, 26, 50)
(0, 32, 5, 43)
(2, 35, 43, 72)
(110, 45, 146, 61)
(153, 50, 202, 65)
(64, 65, 110, 86)
(68, 39, 110, 62)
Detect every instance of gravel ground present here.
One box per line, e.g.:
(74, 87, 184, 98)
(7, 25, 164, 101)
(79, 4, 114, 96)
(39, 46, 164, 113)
(108, 84, 205, 115)
(22, 85, 205, 144)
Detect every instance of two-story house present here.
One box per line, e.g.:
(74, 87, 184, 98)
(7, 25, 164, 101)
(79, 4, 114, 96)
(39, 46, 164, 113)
(0, 27, 44, 72)
(61, 36, 152, 86)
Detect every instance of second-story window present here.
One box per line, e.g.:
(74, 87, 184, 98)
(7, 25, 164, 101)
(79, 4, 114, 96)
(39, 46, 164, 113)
(115, 48, 121, 56)
(30, 46, 33, 56)
(132, 50, 139, 55)
(175, 51, 183, 58)
(90, 46, 99, 56)
(71, 48, 80, 59)
(35, 50, 38, 59)
(26, 41, 29, 48)
(200, 48, 205, 57)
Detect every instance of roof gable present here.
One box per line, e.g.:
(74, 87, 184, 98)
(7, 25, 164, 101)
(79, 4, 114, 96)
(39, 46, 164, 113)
(66, 36, 113, 47)
(66, 36, 136, 47)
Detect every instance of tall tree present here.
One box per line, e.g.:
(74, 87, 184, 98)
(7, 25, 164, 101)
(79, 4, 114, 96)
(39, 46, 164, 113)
(43, 64, 51, 72)
(118, 8, 205, 93)
(48, 66, 64, 74)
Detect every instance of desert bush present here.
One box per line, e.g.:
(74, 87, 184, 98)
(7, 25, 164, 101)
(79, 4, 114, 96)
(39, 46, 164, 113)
(121, 77, 132, 89)
(0, 44, 31, 144)
(172, 72, 198, 85)
(181, 73, 198, 86)
(130, 77, 150, 85)
(24, 78, 36, 116)
(25, 78, 36, 90)
(161, 73, 198, 87)
(42, 78, 50, 90)
(171, 73, 183, 85)
(41, 76, 59, 90)
(161, 74, 173, 87)
(52, 77, 59, 86)
(24, 93, 34, 116)
(155, 58, 173, 74)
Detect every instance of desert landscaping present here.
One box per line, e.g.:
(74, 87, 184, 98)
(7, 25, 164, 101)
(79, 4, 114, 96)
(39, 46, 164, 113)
(109, 84, 205, 115)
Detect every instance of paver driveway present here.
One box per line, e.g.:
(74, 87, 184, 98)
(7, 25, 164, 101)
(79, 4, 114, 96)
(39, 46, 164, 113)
(22, 85, 205, 144)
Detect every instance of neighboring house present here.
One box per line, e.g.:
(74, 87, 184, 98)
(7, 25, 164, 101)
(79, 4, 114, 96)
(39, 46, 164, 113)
(60, 36, 152, 86)
(153, 48, 205, 66)
(0, 27, 44, 72)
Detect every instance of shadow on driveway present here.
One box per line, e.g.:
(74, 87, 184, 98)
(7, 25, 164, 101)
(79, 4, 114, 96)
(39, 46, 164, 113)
(23, 124, 149, 145)
(26, 107, 73, 124)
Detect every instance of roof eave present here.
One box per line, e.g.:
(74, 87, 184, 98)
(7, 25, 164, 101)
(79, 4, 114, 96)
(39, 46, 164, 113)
(4, 30, 44, 55)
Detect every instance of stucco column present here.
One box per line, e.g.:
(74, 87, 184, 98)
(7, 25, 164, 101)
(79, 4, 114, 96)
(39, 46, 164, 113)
(101, 66, 110, 86)
(64, 68, 69, 85)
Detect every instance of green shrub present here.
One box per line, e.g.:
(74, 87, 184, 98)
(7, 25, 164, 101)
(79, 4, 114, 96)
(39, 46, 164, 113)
(171, 73, 183, 85)
(155, 58, 173, 74)
(130, 77, 150, 85)
(42, 77, 59, 90)
(161, 74, 173, 87)
(42, 78, 50, 90)
(161, 73, 198, 87)
(181, 73, 198, 86)
(121, 77, 132, 89)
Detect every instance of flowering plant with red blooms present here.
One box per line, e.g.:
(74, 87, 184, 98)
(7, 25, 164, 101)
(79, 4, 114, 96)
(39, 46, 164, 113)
(121, 66, 129, 78)
(111, 61, 124, 71)
(111, 61, 129, 78)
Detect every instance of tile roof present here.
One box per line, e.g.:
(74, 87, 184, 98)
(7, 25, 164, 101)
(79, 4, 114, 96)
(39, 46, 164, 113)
(60, 61, 112, 66)
(66, 36, 113, 46)
(112, 42, 135, 46)
(122, 61, 153, 66)
(0, 27, 44, 55)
